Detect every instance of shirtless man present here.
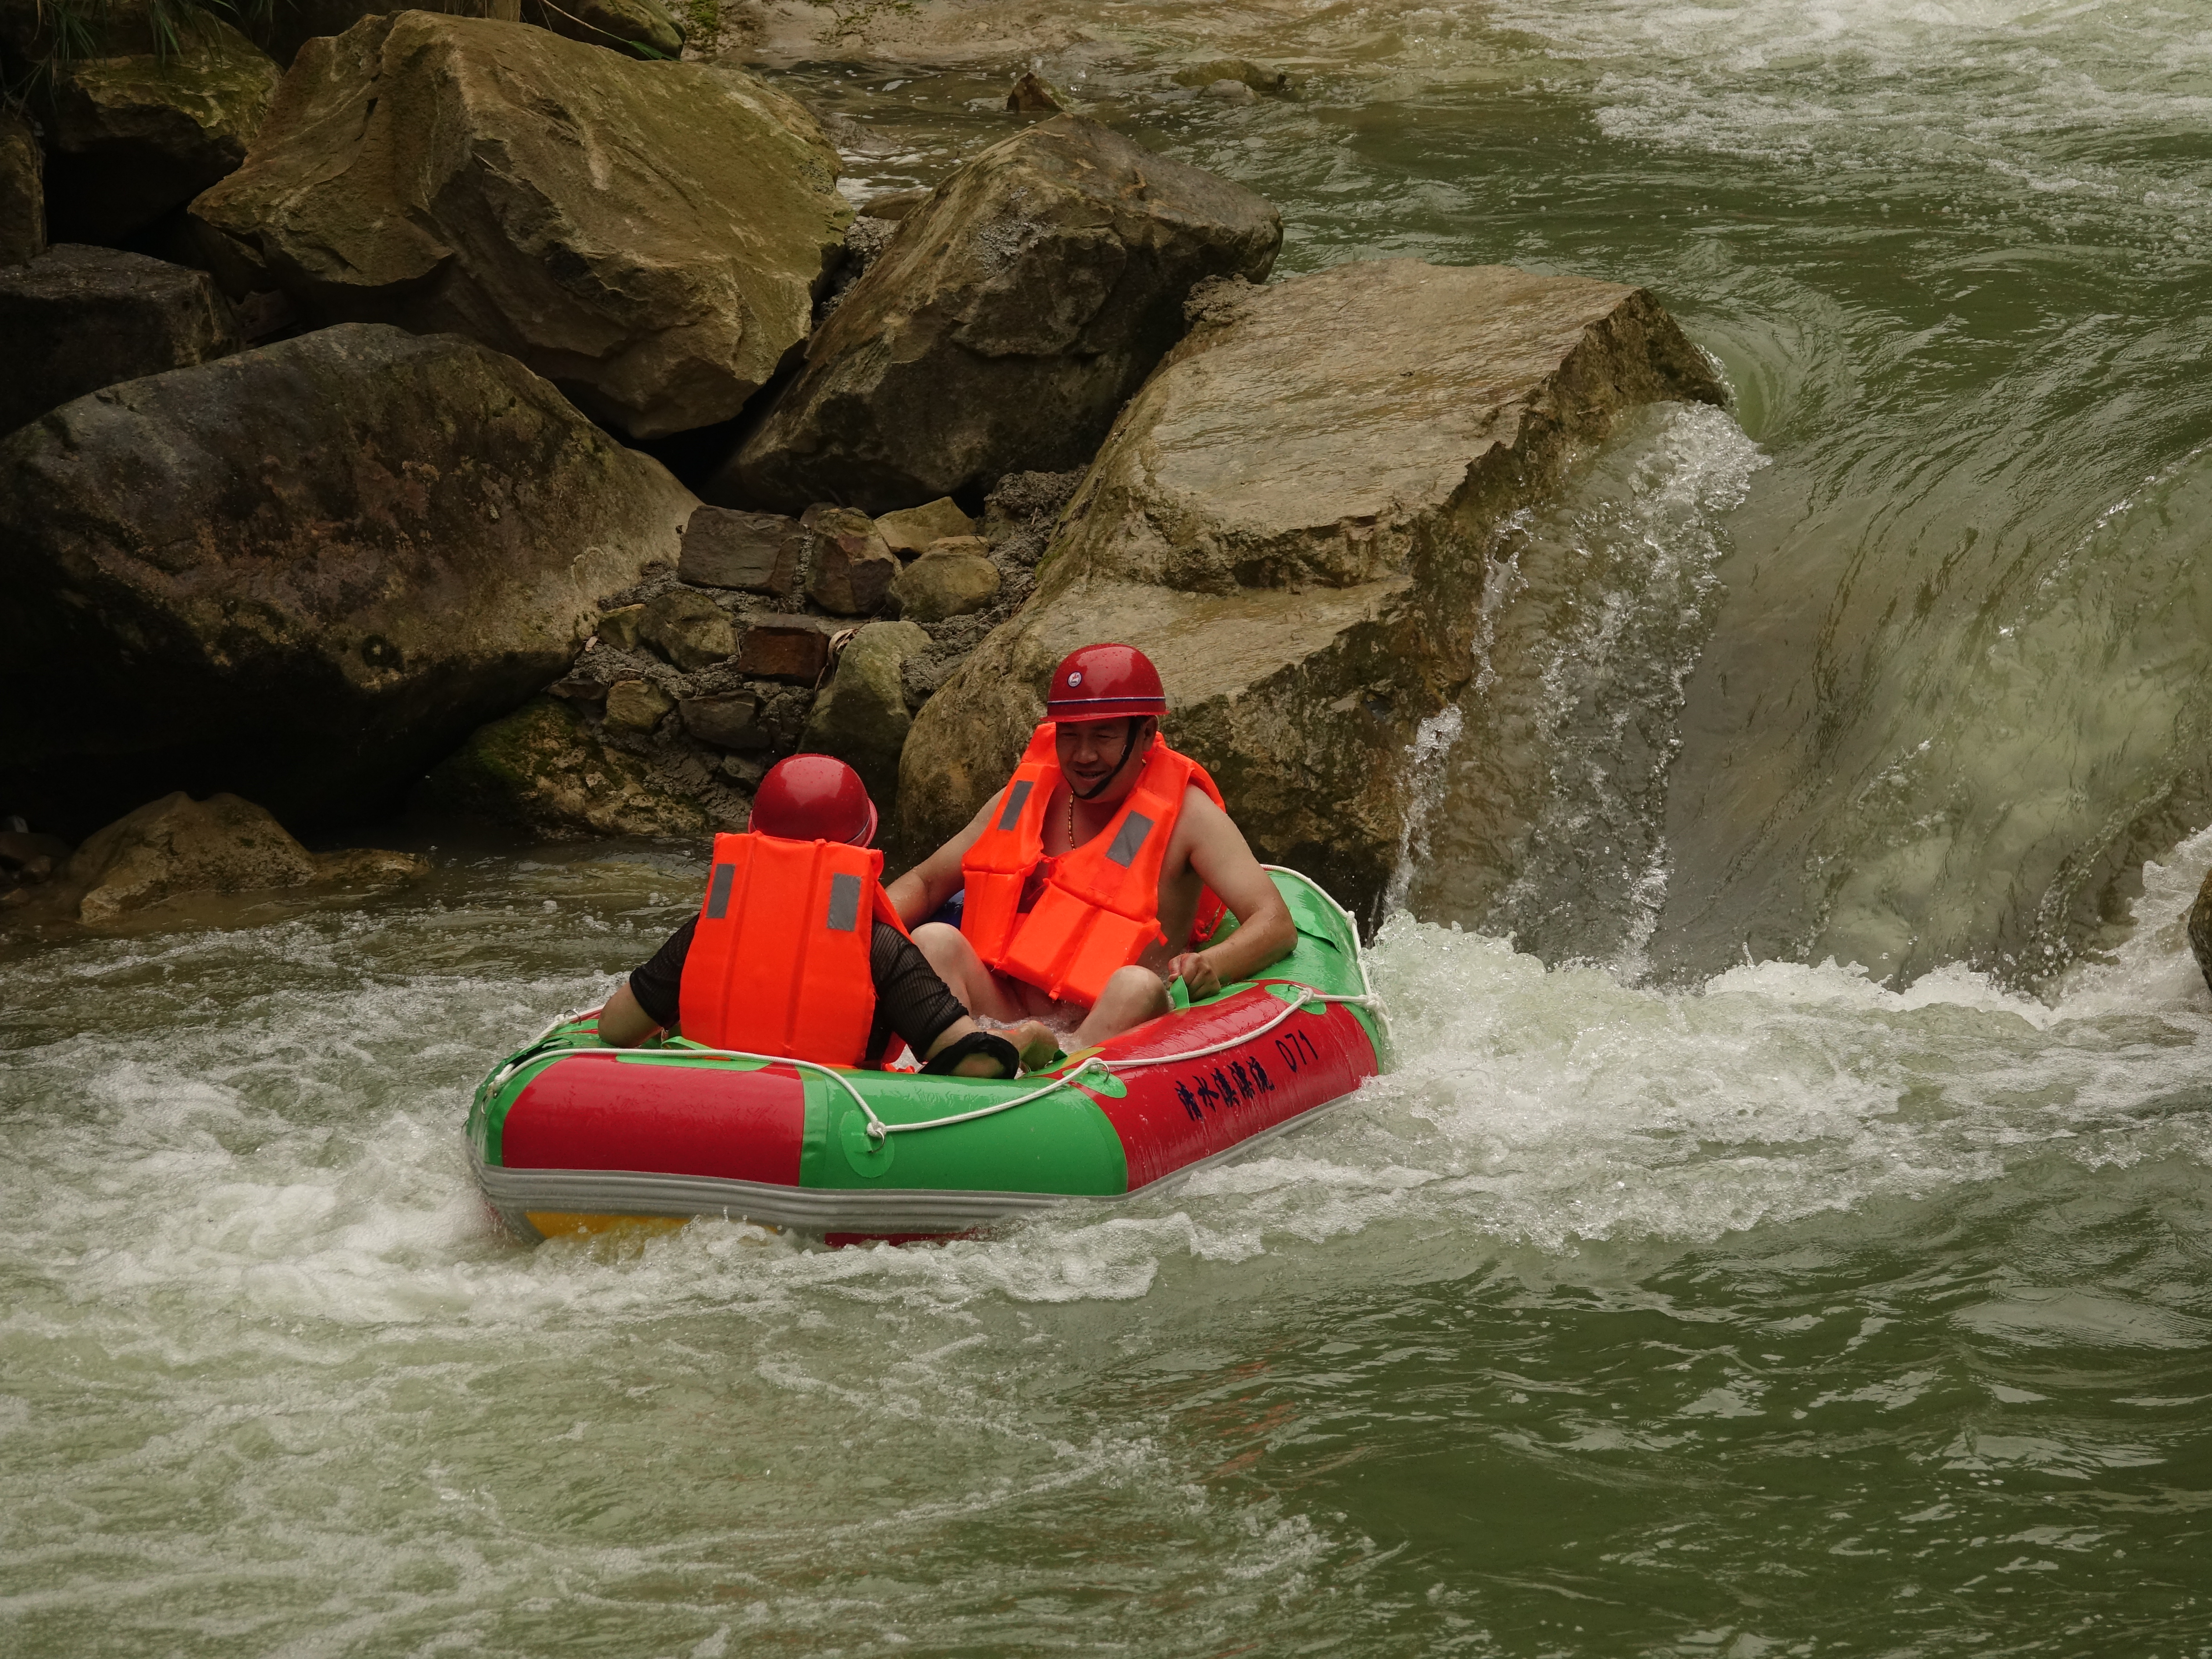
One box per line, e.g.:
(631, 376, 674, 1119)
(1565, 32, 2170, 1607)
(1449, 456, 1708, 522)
(886, 643, 1296, 1051)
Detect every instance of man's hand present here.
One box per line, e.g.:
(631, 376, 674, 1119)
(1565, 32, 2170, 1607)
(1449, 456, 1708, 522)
(1166, 951, 1221, 999)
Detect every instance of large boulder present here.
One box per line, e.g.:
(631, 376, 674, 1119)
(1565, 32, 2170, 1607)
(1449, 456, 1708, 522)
(64, 790, 426, 924)
(37, 16, 280, 245)
(0, 322, 697, 838)
(0, 109, 41, 265)
(415, 695, 711, 838)
(190, 11, 849, 439)
(718, 114, 1282, 514)
(896, 261, 1726, 917)
(0, 245, 238, 433)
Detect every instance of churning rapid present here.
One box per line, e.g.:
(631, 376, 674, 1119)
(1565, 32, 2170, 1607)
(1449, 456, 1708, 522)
(8, 0, 2212, 1653)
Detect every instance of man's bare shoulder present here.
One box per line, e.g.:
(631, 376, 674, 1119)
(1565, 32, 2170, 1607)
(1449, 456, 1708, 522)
(1168, 783, 1245, 860)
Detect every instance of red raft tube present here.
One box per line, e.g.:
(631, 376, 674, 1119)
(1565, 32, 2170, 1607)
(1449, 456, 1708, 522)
(467, 868, 1390, 1243)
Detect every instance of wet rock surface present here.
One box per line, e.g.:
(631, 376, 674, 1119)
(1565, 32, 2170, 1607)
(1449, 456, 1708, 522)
(34, 790, 426, 926)
(0, 323, 695, 838)
(0, 245, 239, 434)
(721, 114, 1282, 514)
(899, 261, 1726, 915)
(191, 12, 849, 439)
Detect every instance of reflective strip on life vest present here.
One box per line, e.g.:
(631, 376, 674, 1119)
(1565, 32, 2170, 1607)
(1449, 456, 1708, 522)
(678, 832, 905, 1066)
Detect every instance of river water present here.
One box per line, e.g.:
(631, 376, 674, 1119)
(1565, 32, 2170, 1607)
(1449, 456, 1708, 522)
(9, 0, 2212, 1652)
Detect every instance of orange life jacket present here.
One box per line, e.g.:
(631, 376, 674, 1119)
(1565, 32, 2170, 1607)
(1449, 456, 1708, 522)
(678, 831, 908, 1067)
(961, 724, 1226, 1006)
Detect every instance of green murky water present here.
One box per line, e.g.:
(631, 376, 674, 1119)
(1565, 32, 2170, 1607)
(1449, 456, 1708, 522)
(9, 3, 2212, 1653)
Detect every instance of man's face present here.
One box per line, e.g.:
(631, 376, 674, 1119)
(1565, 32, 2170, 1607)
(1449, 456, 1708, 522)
(1056, 717, 1153, 804)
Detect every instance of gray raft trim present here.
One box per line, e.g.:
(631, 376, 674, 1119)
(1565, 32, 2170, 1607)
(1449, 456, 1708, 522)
(472, 1095, 1352, 1242)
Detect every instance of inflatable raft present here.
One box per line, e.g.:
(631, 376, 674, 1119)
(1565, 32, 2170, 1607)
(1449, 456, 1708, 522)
(467, 868, 1388, 1243)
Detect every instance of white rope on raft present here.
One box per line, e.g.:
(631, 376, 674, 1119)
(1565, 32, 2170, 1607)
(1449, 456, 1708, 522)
(491, 864, 1389, 1145)
(495, 986, 1383, 1145)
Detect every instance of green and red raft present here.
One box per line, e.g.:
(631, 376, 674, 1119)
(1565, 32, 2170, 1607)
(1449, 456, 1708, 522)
(467, 868, 1389, 1243)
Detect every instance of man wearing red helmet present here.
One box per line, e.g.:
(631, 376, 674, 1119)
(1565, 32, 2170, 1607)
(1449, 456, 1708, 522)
(597, 755, 1056, 1076)
(887, 643, 1296, 1048)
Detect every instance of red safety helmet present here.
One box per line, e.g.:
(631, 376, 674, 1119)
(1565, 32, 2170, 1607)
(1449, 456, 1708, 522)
(749, 754, 877, 846)
(1043, 643, 1167, 724)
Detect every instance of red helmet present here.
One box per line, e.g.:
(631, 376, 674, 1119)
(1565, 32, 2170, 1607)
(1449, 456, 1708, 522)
(749, 754, 877, 845)
(1044, 643, 1167, 724)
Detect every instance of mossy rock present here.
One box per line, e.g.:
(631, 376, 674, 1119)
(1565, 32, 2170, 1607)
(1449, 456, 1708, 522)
(417, 696, 708, 838)
(42, 16, 280, 243)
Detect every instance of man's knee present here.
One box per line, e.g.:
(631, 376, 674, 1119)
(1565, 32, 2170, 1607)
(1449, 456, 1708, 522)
(1103, 964, 1170, 1014)
(911, 921, 973, 968)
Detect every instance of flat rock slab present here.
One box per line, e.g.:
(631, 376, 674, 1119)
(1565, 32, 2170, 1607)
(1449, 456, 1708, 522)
(721, 114, 1281, 513)
(679, 507, 804, 594)
(681, 691, 768, 751)
(0, 244, 239, 434)
(192, 12, 850, 439)
(875, 496, 977, 556)
(0, 322, 696, 837)
(899, 260, 1726, 914)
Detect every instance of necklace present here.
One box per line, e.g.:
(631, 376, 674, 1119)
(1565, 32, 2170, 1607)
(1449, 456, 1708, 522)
(1066, 787, 1076, 851)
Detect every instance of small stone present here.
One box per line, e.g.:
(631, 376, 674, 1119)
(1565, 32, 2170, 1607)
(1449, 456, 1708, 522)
(737, 619, 833, 684)
(548, 674, 609, 705)
(874, 497, 977, 557)
(1006, 70, 1062, 113)
(642, 587, 736, 670)
(800, 621, 930, 807)
(802, 503, 900, 615)
(679, 506, 804, 594)
(1203, 79, 1258, 106)
(889, 541, 1002, 623)
(598, 603, 649, 652)
(603, 678, 674, 732)
(680, 691, 769, 751)
(722, 753, 768, 787)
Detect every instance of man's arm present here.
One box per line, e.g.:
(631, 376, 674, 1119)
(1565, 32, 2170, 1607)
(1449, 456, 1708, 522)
(597, 981, 659, 1047)
(885, 792, 999, 925)
(1165, 789, 1297, 998)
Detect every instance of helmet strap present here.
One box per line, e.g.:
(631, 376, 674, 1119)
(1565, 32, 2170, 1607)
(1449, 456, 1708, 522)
(1071, 719, 1146, 802)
